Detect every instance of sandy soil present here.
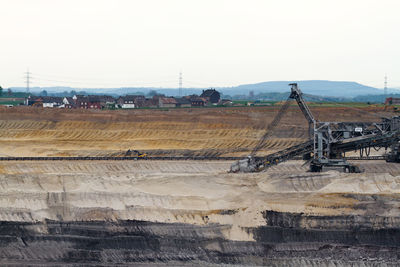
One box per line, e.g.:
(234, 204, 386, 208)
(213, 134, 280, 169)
(0, 105, 390, 157)
(1, 160, 400, 242)
(1, 106, 400, 265)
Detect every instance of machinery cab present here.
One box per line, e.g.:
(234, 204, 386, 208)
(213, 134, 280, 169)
(125, 149, 147, 158)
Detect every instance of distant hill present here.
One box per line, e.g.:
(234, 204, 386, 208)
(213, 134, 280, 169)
(219, 80, 393, 98)
(8, 80, 400, 100)
(107, 80, 396, 98)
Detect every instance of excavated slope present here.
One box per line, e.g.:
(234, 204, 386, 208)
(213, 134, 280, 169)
(0, 105, 386, 157)
(0, 160, 400, 265)
(0, 106, 398, 265)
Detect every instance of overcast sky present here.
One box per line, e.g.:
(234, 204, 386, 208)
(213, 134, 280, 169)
(1, 0, 399, 89)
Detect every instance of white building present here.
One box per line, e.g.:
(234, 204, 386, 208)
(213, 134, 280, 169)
(117, 95, 141, 109)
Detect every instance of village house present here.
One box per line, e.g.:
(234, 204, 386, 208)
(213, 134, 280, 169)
(87, 95, 115, 108)
(25, 96, 63, 108)
(132, 95, 146, 108)
(385, 97, 400, 105)
(87, 96, 102, 109)
(42, 96, 63, 108)
(62, 95, 115, 109)
(62, 97, 76, 108)
(25, 95, 42, 106)
(186, 95, 205, 107)
(200, 89, 221, 104)
(143, 97, 159, 108)
(159, 97, 178, 108)
(24, 91, 225, 110)
(117, 95, 145, 109)
(72, 95, 101, 109)
(73, 95, 88, 109)
(175, 97, 192, 108)
(117, 95, 135, 108)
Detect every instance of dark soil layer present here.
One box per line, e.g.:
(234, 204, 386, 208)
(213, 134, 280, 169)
(1, 212, 400, 266)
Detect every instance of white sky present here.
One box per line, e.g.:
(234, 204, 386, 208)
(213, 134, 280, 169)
(0, 0, 399, 89)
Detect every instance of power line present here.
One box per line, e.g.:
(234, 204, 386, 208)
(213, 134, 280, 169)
(30, 73, 178, 88)
(17, 71, 221, 89)
(33, 72, 214, 89)
(184, 80, 213, 87)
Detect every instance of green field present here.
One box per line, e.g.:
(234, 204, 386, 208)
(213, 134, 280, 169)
(306, 102, 383, 108)
(0, 98, 24, 106)
(232, 99, 386, 108)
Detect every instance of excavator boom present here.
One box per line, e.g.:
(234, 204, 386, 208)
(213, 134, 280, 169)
(288, 83, 315, 125)
(230, 83, 400, 173)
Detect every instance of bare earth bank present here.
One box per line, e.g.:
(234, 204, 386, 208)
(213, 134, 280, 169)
(0, 160, 399, 266)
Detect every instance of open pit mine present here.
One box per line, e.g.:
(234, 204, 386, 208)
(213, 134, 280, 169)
(0, 86, 400, 266)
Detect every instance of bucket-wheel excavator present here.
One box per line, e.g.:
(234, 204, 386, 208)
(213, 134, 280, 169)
(230, 83, 400, 173)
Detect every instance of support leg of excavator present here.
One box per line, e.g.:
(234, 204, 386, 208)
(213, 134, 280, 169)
(310, 159, 361, 173)
(310, 163, 322, 172)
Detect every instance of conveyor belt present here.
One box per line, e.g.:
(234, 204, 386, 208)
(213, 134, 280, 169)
(345, 156, 386, 160)
(252, 140, 313, 170)
(0, 156, 242, 161)
(250, 135, 394, 172)
(332, 131, 400, 153)
(257, 131, 400, 169)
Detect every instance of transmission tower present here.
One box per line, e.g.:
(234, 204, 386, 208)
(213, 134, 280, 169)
(179, 71, 182, 97)
(25, 69, 31, 93)
(384, 74, 388, 97)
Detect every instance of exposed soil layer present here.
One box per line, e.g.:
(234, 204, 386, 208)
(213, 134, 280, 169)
(1, 106, 399, 265)
(0, 105, 390, 157)
(0, 160, 400, 265)
(1, 216, 399, 266)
